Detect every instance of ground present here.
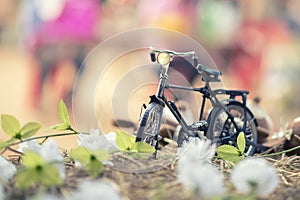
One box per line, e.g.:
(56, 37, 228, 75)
(3, 142, 300, 200)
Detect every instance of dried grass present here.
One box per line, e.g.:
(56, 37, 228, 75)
(101, 143, 300, 200)
(5, 143, 300, 200)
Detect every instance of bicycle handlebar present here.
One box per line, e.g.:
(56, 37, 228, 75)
(149, 47, 198, 67)
(149, 47, 221, 82)
(149, 46, 196, 57)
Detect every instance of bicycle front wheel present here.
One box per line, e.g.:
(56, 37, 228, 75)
(207, 102, 258, 156)
(135, 102, 163, 146)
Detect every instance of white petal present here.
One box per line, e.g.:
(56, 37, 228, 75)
(0, 156, 17, 184)
(40, 139, 65, 180)
(104, 132, 119, 150)
(41, 140, 63, 162)
(177, 137, 215, 164)
(66, 180, 122, 200)
(17, 140, 41, 153)
(78, 131, 118, 153)
(90, 128, 101, 136)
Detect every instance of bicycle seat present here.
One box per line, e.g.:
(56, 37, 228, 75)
(213, 89, 249, 96)
(226, 90, 249, 96)
(197, 64, 222, 82)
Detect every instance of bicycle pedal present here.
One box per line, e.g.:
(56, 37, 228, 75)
(158, 135, 162, 141)
(190, 121, 208, 130)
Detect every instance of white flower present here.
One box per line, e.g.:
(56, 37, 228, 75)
(178, 161, 225, 199)
(177, 138, 223, 199)
(177, 137, 216, 163)
(0, 156, 17, 184)
(231, 158, 279, 197)
(66, 180, 122, 200)
(78, 129, 118, 152)
(18, 139, 65, 180)
(40, 139, 65, 180)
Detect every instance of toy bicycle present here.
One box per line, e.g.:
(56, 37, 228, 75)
(135, 47, 260, 156)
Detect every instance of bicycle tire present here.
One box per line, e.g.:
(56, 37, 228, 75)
(135, 102, 163, 146)
(207, 102, 257, 156)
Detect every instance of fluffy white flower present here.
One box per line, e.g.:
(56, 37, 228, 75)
(231, 158, 279, 197)
(78, 129, 118, 152)
(177, 137, 216, 163)
(40, 139, 65, 180)
(0, 156, 17, 184)
(66, 180, 122, 200)
(177, 138, 223, 198)
(178, 161, 225, 199)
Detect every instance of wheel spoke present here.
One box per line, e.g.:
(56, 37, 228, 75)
(207, 104, 258, 156)
(136, 103, 163, 147)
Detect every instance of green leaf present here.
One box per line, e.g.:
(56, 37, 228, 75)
(20, 122, 41, 139)
(132, 142, 155, 153)
(237, 132, 246, 153)
(70, 146, 91, 165)
(47, 123, 62, 130)
(1, 114, 21, 136)
(16, 163, 63, 189)
(0, 140, 5, 151)
(41, 164, 63, 187)
(6, 137, 16, 145)
(53, 122, 70, 131)
(17, 151, 62, 189)
(216, 145, 245, 163)
(16, 167, 41, 189)
(91, 150, 110, 162)
(47, 100, 71, 131)
(58, 100, 70, 125)
(0, 138, 17, 151)
(85, 159, 104, 178)
(70, 147, 106, 177)
(115, 130, 136, 151)
(22, 151, 45, 168)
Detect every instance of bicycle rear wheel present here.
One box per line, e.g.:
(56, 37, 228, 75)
(207, 102, 257, 156)
(135, 102, 163, 146)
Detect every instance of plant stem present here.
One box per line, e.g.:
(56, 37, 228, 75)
(9, 131, 80, 147)
(259, 145, 300, 158)
(7, 147, 23, 155)
(1, 131, 80, 155)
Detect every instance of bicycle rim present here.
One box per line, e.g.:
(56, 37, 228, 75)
(207, 103, 257, 156)
(136, 102, 163, 146)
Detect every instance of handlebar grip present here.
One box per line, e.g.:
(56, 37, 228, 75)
(150, 52, 156, 62)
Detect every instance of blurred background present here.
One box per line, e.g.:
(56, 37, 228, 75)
(0, 0, 300, 145)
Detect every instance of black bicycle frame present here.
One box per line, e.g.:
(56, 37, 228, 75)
(164, 83, 207, 131)
(151, 80, 210, 136)
(153, 80, 254, 139)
